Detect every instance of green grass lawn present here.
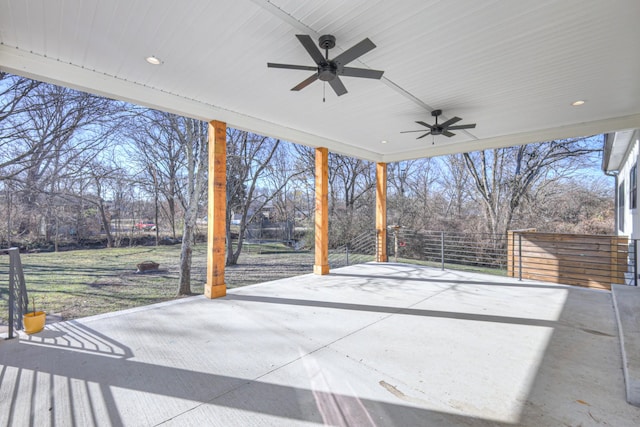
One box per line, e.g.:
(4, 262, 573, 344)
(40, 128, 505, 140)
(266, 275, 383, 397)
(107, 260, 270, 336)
(1, 244, 314, 324)
(1, 246, 197, 323)
(1, 243, 506, 326)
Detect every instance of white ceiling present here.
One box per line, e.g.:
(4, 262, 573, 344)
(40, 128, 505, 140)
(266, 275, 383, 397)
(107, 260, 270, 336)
(1, 0, 639, 162)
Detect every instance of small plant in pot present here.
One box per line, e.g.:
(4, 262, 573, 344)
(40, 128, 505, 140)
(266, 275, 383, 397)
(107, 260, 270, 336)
(23, 297, 46, 334)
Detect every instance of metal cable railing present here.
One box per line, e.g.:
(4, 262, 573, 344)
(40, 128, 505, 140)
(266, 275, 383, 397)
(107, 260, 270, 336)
(328, 228, 638, 289)
(390, 229, 507, 270)
(3, 248, 29, 339)
(328, 230, 377, 268)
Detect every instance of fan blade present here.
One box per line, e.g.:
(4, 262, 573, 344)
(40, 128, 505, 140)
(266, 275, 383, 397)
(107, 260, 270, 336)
(296, 34, 325, 65)
(328, 76, 348, 96)
(340, 67, 384, 79)
(416, 121, 434, 130)
(268, 63, 318, 71)
(400, 130, 428, 133)
(443, 130, 456, 137)
(332, 38, 376, 66)
(447, 123, 477, 130)
(417, 132, 432, 139)
(291, 74, 319, 91)
(440, 117, 462, 128)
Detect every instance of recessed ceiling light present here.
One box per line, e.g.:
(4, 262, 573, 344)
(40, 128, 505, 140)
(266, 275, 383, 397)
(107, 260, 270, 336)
(381, 140, 388, 144)
(571, 100, 585, 106)
(145, 56, 162, 65)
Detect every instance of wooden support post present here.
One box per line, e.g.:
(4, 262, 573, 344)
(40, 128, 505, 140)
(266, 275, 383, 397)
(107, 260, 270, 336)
(205, 120, 227, 298)
(376, 162, 388, 262)
(314, 147, 329, 275)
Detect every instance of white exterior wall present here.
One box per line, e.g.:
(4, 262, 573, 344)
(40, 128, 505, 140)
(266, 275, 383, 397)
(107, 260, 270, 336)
(617, 131, 640, 239)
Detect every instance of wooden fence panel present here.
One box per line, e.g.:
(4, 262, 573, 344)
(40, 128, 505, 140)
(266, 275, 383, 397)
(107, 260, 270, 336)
(507, 231, 629, 290)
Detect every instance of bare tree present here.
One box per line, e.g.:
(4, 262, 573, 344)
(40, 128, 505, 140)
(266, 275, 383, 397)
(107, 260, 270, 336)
(0, 72, 41, 179)
(328, 154, 375, 246)
(388, 159, 437, 228)
(88, 163, 119, 248)
(121, 109, 208, 294)
(462, 138, 602, 238)
(225, 129, 289, 266)
(125, 109, 185, 239)
(440, 154, 471, 221)
(2, 81, 120, 238)
(170, 116, 208, 295)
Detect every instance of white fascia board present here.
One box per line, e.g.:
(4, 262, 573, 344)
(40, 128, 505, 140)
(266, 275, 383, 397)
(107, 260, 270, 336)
(0, 46, 383, 162)
(382, 114, 640, 163)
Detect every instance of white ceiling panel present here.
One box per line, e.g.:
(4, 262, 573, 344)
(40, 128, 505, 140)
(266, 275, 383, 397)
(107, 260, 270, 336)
(1, 0, 639, 162)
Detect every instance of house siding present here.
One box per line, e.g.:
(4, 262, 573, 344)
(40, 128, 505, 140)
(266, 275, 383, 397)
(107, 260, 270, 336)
(616, 133, 640, 239)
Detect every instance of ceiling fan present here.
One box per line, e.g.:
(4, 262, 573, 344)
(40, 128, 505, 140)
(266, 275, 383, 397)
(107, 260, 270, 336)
(267, 34, 384, 97)
(401, 110, 476, 139)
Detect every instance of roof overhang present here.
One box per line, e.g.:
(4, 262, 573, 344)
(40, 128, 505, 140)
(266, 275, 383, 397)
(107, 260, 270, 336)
(603, 129, 638, 173)
(2, 0, 640, 162)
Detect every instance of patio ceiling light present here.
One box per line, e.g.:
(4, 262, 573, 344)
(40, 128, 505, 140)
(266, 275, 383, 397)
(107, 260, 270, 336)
(145, 56, 162, 65)
(571, 100, 585, 106)
(381, 140, 388, 144)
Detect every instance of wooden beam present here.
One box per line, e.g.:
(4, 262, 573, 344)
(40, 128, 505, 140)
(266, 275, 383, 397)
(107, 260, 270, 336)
(314, 147, 329, 275)
(205, 120, 227, 298)
(376, 162, 388, 262)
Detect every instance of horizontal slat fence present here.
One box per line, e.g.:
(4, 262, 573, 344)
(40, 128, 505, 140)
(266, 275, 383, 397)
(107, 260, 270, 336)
(508, 230, 628, 290)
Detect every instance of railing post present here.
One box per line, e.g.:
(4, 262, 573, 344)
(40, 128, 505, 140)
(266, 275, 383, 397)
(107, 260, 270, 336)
(440, 231, 445, 271)
(6, 247, 28, 339)
(518, 234, 522, 281)
(507, 231, 516, 277)
(346, 246, 349, 266)
(633, 239, 638, 286)
(8, 250, 15, 339)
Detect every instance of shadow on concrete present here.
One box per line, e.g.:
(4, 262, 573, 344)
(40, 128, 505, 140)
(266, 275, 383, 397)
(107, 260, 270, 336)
(225, 293, 557, 328)
(330, 270, 570, 290)
(2, 263, 639, 426)
(0, 322, 512, 426)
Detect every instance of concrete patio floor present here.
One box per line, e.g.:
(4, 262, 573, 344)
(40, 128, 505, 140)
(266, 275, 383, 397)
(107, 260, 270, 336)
(2, 262, 640, 426)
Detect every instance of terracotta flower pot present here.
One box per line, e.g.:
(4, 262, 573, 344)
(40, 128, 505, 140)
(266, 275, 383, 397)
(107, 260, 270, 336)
(23, 311, 46, 334)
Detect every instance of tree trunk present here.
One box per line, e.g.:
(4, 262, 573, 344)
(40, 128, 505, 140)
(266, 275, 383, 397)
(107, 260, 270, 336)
(97, 200, 114, 248)
(168, 195, 176, 239)
(176, 118, 207, 295)
(178, 222, 194, 295)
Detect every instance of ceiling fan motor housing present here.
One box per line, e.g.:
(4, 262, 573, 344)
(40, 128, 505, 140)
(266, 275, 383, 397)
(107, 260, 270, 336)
(318, 63, 338, 81)
(267, 33, 384, 96)
(319, 34, 336, 50)
(431, 110, 443, 134)
(318, 35, 338, 81)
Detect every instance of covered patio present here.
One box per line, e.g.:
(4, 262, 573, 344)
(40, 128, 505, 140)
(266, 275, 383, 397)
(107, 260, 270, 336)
(2, 1, 640, 425)
(1, 0, 639, 293)
(2, 263, 639, 426)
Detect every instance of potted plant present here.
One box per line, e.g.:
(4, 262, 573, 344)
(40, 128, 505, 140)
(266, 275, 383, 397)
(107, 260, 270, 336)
(23, 297, 46, 334)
